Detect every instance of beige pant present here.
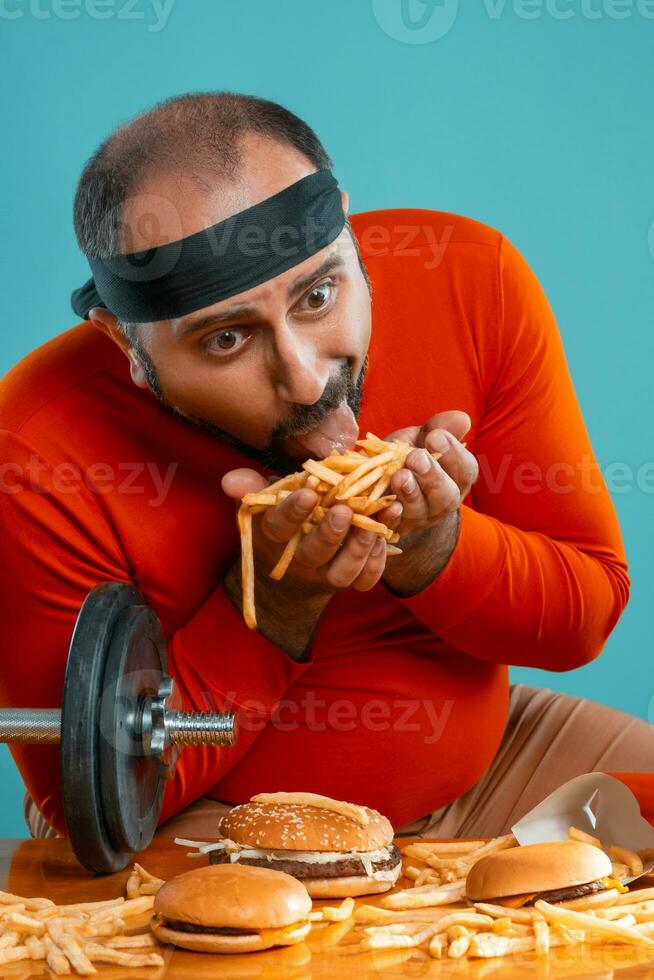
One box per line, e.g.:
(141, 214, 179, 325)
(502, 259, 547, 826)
(25, 684, 654, 841)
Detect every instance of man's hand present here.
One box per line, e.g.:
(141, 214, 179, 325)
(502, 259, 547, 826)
(381, 410, 478, 597)
(221, 468, 402, 659)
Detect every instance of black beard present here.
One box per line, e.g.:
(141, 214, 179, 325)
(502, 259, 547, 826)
(133, 342, 368, 476)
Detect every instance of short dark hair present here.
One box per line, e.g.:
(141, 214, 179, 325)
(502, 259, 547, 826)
(73, 91, 333, 260)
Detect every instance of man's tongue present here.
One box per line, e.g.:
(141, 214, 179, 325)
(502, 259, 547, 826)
(291, 401, 359, 458)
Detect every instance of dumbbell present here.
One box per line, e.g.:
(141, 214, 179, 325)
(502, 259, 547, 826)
(0, 582, 237, 874)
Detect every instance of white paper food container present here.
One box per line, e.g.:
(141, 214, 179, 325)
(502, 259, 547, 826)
(511, 772, 654, 883)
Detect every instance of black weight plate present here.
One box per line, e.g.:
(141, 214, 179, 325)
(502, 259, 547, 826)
(61, 582, 143, 874)
(98, 605, 168, 856)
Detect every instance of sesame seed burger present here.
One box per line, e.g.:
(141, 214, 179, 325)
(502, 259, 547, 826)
(207, 793, 401, 899)
(151, 863, 312, 954)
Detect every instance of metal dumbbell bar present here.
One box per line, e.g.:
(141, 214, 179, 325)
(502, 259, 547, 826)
(0, 582, 237, 874)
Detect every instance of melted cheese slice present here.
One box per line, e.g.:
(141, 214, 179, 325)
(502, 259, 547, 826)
(257, 921, 309, 945)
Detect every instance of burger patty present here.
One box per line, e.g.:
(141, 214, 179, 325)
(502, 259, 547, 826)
(163, 920, 255, 936)
(210, 844, 401, 879)
(529, 879, 606, 905)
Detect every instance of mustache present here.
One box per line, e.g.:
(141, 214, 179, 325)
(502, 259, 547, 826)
(272, 361, 354, 438)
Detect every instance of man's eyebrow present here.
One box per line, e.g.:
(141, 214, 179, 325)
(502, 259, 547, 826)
(174, 253, 346, 339)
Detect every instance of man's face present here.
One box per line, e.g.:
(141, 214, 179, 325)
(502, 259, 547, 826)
(112, 138, 373, 475)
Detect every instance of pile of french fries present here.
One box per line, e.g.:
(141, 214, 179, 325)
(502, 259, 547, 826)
(237, 432, 443, 628)
(0, 864, 164, 975)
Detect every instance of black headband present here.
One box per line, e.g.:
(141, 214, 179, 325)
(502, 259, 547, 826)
(71, 169, 345, 322)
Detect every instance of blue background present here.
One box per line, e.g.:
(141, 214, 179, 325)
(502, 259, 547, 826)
(1, 0, 652, 836)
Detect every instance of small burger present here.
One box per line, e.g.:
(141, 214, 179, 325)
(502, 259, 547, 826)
(207, 792, 402, 898)
(466, 841, 627, 908)
(151, 863, 312, 954)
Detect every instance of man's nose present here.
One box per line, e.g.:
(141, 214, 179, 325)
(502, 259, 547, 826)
(271, 329, 329, 405)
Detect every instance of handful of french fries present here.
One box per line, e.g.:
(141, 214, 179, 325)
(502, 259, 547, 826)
(237, 432, 444, 628)
(0, 863, 165, 975)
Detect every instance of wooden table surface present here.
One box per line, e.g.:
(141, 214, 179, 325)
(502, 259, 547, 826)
(2, 837, 654, 979)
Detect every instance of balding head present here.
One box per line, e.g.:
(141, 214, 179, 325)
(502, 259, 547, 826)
(73, 91, 333, 259)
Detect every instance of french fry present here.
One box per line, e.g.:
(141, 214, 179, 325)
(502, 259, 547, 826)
(533, 916, 550, 954)
(24, 936, 45, 960)
(362, 924, 436, 950)
(83, 945, 164, 967)
(415, 868, 439, 887)
(428, 933, 448, 958)
(0, 931, 20, 949)
(381, 881, 466, 910)
(403, 865, 423, 881)
(103, 933, 158, 950)
(426, 856, 468, 873)
(534, 899, 654, 947)
(125, 873, 140, 900)
(349, 513, 394, 540)
(473, 902, 535, 925)
(321, 898, 355, 922)
(43, 935, 71, 975)
(0, 946, 30, 965)
(447, 934, 471, 958)
(56, 899, 124, 915)
(0, 892, 54, 911)
(432, 912, 494, 934)
(354, 906, 450, 925)
(237, 507, 256, 628)
(301, 460, 343, 485)
(557, 888, 620, 910)
(411, 840, 486, 855)
(269, 526, 304, 578)
(468, 932, 535, 958)
(608, 845, 644, 877)
(132, 882, 160, 896)
(46, 925, 96, 976)
(568, 826, 602, 848)
(614, 887, 654, 905)
(466, 834, 517, 862)
(5, 912, 45, 936)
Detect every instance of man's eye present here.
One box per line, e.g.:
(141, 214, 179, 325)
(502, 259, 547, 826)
(206, 328, 248, 353)
(303, 282, 333, 310)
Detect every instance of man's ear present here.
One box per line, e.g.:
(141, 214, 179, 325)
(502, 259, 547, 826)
(88, 307, 149, 389)
(340, 189, 350, 215)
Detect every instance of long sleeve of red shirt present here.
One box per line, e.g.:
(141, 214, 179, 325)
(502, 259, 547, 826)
(0, 207, 643, 834)
(0, 429, 309, 831)
(391, 233, 630, 671)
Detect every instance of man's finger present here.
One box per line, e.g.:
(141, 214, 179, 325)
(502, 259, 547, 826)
(221, 468, 269, 499)
(390, 466, 432, 524)
(260, 489, 318, 543)
(422, 431, 478, 494)
(324, 527, 379, 590)
(293, 505, 353, 567)
(421, 410, 471, 443)
(351, 536, 388, 591)
(382, 424, 421, 447)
